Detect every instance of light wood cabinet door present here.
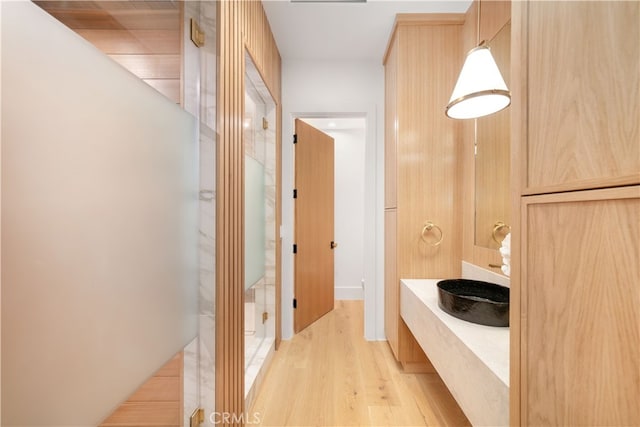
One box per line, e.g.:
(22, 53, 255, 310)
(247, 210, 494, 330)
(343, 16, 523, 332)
(384, 37, 398, 210)
(522, 1, 639, 193)
(384, 209, 399, 359)
(520, 186, 639, 426)
(396, 23, 462, 280)
(383, 16, 464, 368)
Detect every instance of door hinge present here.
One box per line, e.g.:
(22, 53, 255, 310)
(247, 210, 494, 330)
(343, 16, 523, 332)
(262, 311, 269, 324)
(189, 408, 204, 427)
(293, 244, 297, 254)
(190, 20, 205, 48)
(293, 188, 297, 199)
(293, 134, 298, 144)
(293, 298, 297, 309)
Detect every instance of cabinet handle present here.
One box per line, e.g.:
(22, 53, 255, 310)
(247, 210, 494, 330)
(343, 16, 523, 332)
(421, 221, 443, 246)
(492, 221, 511, 243)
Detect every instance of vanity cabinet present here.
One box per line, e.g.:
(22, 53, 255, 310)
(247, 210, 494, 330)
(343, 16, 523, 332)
(511, 2, 640, 425)
(383, 15, 464, 368)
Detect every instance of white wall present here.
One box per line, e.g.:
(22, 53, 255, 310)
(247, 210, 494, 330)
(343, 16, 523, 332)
(330, 127, 366, 300)
(281, 59, 385, 340)
(304, 122, 366, 301)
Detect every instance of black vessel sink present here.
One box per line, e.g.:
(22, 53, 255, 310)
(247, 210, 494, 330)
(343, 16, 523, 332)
(437, 279, 509, 327)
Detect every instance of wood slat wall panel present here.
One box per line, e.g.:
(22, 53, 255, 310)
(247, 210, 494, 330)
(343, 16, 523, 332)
(217, 0, 239, 423)
(216, 1, 282, 425)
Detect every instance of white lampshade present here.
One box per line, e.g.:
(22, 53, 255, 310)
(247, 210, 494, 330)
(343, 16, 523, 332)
(446, 45, 511, 119)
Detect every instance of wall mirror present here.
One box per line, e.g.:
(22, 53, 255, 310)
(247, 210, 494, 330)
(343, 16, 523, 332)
(475, 21, 511, 249)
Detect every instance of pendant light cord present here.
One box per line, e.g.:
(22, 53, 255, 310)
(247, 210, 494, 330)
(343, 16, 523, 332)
(477, 0, 481, 46)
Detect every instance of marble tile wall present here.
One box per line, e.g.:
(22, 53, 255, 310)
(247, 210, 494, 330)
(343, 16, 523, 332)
(199, 1, 217, 131)
(244, 94, 257, 160)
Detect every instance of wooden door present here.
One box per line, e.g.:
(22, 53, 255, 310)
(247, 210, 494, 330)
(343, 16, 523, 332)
(294, 119, 335, 333)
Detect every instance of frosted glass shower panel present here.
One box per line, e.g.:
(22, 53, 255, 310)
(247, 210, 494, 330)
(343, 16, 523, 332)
(1, 3, 198, 425)
(245, 155, 266, 290)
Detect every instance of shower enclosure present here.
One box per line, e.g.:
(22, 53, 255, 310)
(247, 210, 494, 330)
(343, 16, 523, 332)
(243, 52, 277, 407)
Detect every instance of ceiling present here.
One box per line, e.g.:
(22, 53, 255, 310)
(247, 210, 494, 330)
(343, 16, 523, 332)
(262, 0, 472, 61)
(302, 117, 367, 131)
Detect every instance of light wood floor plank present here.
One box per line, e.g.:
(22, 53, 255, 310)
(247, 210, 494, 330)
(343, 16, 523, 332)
(250, 300, 470, 426)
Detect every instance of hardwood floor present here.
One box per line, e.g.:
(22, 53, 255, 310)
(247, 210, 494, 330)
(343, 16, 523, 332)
(250, 300, 470, 426)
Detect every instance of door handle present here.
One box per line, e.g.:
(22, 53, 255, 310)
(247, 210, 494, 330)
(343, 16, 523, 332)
(330, 241, 338, 249)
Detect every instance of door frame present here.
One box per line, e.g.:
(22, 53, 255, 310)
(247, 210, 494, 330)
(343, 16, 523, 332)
(283, 111, 377, 339)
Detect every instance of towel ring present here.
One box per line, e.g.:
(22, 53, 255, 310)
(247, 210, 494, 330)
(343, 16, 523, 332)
(421, 221, 443, 246)
(492, 221, 511, 244)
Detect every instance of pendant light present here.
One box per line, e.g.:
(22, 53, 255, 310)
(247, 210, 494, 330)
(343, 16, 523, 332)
(445, 1, 510, 119)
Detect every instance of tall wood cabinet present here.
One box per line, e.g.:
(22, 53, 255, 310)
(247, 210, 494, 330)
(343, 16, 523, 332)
(383, 15, 464, 369)
(511, 2, 639, 425)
